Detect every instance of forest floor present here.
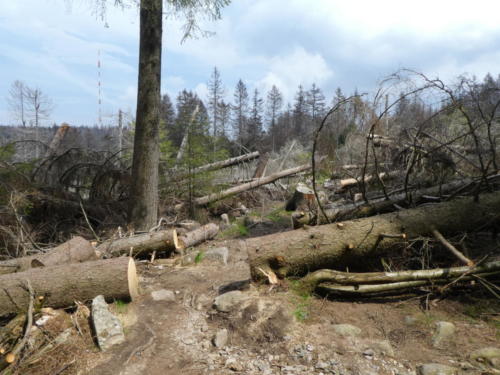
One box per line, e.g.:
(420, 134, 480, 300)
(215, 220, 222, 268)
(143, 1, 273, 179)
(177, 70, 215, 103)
(19, 203, 500, 375)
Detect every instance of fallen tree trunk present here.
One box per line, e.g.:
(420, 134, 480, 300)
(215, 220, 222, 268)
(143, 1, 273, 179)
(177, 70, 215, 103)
(247, 191, 500, 281)
(195, 151, 260, 174)
(176, 163, 311, 209)
(0, 257, 138, 317)
(293, 179, 470, 228)
(302, 260, 500, 291)
(177, 223, 219, 250)
(325, 170, 400, 193)
(318, 272, 500, 296)
(97, 229, 179, 257)
(0, 237, 97, 275)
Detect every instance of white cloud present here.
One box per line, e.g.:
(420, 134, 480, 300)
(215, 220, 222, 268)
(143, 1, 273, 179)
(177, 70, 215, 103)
(256, 47, 334, 101)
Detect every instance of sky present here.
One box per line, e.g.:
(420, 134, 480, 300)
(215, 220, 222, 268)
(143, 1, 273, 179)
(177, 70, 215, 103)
(0, 0, 499, 126)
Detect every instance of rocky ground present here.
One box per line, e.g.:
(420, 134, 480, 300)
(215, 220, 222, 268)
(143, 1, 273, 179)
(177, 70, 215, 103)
(14, 219, 500, 375)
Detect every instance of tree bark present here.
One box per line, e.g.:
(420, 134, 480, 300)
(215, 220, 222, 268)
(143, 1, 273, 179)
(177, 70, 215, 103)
(128, 0, 163, 231)
(44, 123, 70, 158)
(0, 257, 139, 317)
(177, 223, 219, 249)
(294, 179, 470, 228)
(196, 151, 260, 174)
(97, 229, 178, 257)
(0, 236, 97, 275)
(176, 164, 311, 209)
(252, 152, 269, 178)
(247, 191, 500, 281)
(302, 260, 500, 290)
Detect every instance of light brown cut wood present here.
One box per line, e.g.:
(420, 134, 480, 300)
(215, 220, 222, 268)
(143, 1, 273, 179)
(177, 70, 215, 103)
(0, 236, 97, 275)
(177, 223, 219, 250)
(97, 229, 178, 257)
(247, 191, 500, 281)
(0, 257, 138, 317)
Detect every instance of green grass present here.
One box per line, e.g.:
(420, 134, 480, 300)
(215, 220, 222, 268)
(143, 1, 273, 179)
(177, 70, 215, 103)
(289, 279, 312, 322)
(219, 220, 249, 239)
(114, 300, 128, 314)
(194, 250, 205, 264)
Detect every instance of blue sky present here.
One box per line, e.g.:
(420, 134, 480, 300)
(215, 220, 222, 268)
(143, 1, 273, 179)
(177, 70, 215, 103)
(1, 0, 499, 126)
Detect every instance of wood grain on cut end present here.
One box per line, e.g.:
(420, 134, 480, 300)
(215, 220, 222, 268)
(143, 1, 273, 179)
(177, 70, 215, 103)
(128, 257, 140, 300)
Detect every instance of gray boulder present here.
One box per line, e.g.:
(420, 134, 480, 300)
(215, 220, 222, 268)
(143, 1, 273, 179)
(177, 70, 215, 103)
(432, 321, 455, 347)
(213, 290, 247, 312)
(91, 295, 125, 351)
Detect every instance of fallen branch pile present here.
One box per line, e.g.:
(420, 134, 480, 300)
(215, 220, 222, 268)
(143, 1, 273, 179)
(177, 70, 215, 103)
(302, 260, 500, 295)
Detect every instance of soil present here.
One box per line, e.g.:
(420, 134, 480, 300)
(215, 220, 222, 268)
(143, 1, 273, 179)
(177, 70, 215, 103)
(10, 210, 500, 375)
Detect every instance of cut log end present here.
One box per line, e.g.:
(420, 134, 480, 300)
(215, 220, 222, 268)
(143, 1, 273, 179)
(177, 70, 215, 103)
(127, 258, 140, 301)
(173, 229, 181, 251)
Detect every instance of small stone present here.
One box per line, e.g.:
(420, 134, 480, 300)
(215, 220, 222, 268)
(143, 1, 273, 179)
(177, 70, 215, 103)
(225, 357, 243, 371)
(332, 323, 362, 337)
(369, 340, 395, 357)
(213, 328, 228, 348)
(151, 289, 176, 302)
(469, 347, 500, 369)
(91, 295, 125, 351)
(432, 321, 455, 347)
(213, 290, 247, 312)
(315, 361, 328, 369)
(416, 363, 458, 375)
(203, 247, 229, 265)
(306, 343, 314, 351)
(363, 349, 375, 357)
(201, 340, 211, 350)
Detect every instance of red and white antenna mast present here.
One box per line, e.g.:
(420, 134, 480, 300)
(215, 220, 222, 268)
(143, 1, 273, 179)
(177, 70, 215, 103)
(97, 49, 103, 127)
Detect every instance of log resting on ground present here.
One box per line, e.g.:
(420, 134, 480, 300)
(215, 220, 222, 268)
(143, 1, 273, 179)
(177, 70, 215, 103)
(293, 179, 470, 228)
(177, 223, 219, 250)
(97, 229, 179, 257)
(0, 257, 138, 317)
(0, 236, 97, 275)
(302, 260, 500, 291)
(196, 151, 260, 174)
(318, 271, 500, 295)
(176, 163, 312, 210)
(247, 191, 500, 281)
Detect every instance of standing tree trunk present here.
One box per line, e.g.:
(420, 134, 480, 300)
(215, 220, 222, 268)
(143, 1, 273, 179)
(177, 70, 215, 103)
(129, 0, 163, 231)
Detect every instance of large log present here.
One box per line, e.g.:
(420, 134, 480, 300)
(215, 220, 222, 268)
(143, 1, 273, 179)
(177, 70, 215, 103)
(177, 223, 219, 249)
(247, 191, 500, 281)
(180, 164, 311, 209)
(0, 237, 97, 276)
(0, 257, 138, 317)
(97, 229, 179, 257)
(293, 179, 470, 228)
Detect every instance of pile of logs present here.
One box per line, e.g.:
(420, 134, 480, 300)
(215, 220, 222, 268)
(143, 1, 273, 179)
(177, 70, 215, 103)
(248, 190, 500, 296)
(0, 222, 219, 371)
